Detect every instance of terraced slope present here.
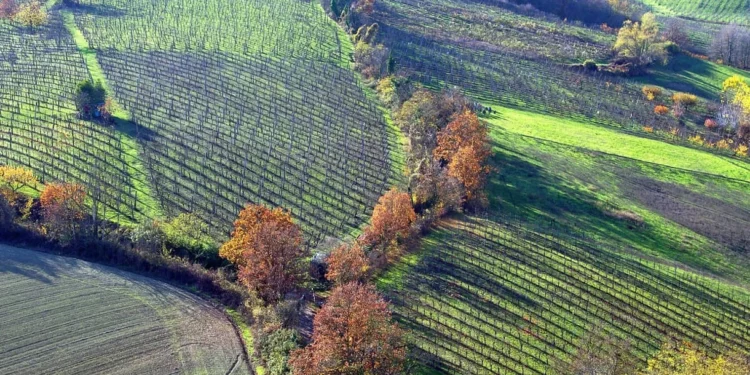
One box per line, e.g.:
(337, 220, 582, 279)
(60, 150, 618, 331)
(0, 245, 250, 375)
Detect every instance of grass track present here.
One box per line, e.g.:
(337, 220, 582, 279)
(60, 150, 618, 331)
(0, 245, 251, 375)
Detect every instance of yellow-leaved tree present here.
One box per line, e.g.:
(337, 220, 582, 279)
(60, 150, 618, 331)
(614, 12, 667, 66)
(640, 342, 750, 375)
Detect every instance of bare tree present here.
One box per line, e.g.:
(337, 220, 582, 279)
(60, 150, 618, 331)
(711, 24, 750, 69)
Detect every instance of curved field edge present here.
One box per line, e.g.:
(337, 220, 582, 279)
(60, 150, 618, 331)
(0, 244, 251, 375)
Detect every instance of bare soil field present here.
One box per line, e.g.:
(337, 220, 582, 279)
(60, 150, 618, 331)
(0, 244, 251, 375)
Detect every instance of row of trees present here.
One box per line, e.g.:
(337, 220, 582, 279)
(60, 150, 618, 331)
(711, 24, 750, 70)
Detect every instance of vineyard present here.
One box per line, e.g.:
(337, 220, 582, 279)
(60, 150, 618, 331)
(0, 0, 401, 241)
(382, 216, 750, 375)
(0, 244, 250, 374)
(379, 103, 750, 373)
(0, 16, 154, 223)
(639, 0, 750, 26)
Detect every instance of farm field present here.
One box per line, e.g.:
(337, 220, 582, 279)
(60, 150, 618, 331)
(0, 244, 250, 375)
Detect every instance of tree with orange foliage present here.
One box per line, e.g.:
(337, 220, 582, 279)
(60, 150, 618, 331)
(433, 110, 489, 165)
(433, 111, 493, 203)
(448, 145, 492, 201)
(326, 242, 369, 285)
(219, 204, 308, 303)
(362, 188, 415, 249)
(40, 183, 87, 243)
(289, 282, 406, 375)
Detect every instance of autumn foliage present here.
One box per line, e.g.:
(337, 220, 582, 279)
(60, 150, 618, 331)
(326, 242, 370, 285)
(289, 282, 406, 375)
(434, 111, 492, 201)
(219, 204, 307, 303)
(40, 183, 87, 242)
(654, 105, 669, 115)
(0, 165, 37, 202)
(362, 188, 415, 250)
(640, 341, 750, 375)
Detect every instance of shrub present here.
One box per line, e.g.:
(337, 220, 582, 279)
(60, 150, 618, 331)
(582, 60, 598, 71)
(40, 183, 87, 244)
(738, 144, 749, 157)
(654, 105, 669, 115)
(642, 126, 654, 133)
(130, 219, 166, 253)
(688, 135, 705, 146)
(672, 92, 698, 106)
(257, 328, 300, 375)
(642, 341, 750, 375)
(0, 0, 17, 19)
(663, 41, 680, 55)
(704, 118, 718, 129)
(376, 76, 398, 109)
(163, 213, 219, 263)
(641, 85, 662, 101)
(326, 242, 369, 285)
(717, 139, 732, 150)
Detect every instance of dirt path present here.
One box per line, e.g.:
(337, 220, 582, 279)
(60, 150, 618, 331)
(0, 245, 251, 375)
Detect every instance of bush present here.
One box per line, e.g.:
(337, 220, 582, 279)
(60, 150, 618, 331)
(13, 0, 46, 27)
(738, 144, 749, 157)
(664, 41, 680, 55)
(641, 85, 662, 101)
(704, 118, 718, 129)
(654, 105, 669, 115)
(672, 92, 698, 106)
(582, 59, 598, 71)
(162, 213, 220, 265)
(257, 328, 300, 375)
(130, 220, 166, 253)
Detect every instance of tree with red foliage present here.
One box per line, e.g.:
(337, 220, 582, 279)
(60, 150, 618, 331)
(40, 183, 87, 243)
(289, 282, 406, 375)
(219, 204, 308, 303)
(326, 242, 370, 285)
